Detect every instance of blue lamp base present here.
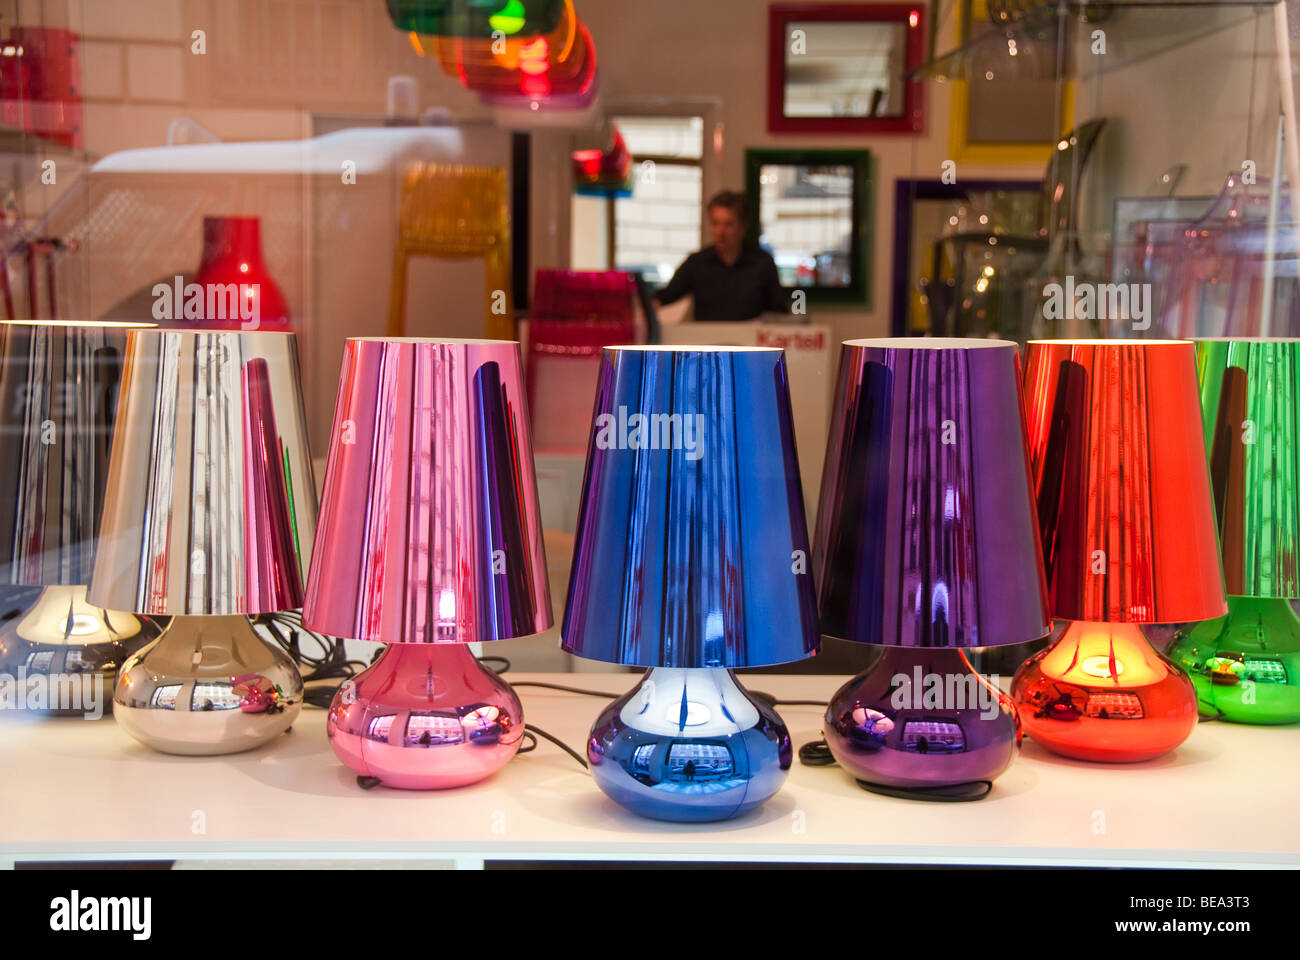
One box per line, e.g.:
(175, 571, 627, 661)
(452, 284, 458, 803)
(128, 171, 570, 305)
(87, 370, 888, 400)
(586, 667, 792, 822)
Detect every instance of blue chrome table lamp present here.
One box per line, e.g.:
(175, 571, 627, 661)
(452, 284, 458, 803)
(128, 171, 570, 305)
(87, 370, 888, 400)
(562, 345, 820, 822)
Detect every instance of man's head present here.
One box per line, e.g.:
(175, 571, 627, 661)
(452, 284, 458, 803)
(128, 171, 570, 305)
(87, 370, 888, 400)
(707, 191, 748, 259)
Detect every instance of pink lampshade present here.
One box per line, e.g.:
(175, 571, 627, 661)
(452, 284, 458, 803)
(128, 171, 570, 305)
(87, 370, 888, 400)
(303, 338, 552, 645)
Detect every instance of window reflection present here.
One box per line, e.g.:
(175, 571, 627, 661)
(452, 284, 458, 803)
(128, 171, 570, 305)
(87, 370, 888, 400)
(757, 163, 853, 288)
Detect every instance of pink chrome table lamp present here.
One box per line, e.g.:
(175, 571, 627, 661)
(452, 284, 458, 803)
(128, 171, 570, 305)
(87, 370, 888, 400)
(303, 337, 552, 789)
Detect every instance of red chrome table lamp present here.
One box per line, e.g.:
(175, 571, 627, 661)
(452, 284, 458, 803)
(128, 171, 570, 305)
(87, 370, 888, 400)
(303, 338, 552, 790)
(1012, 339, 1228, 762)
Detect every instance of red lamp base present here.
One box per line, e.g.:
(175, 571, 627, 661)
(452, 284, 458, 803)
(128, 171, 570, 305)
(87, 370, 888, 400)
(1011, 621, 1198, 763)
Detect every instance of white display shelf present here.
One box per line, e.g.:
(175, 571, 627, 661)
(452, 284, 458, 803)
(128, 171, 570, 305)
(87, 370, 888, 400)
(0, 673, 1295, 868)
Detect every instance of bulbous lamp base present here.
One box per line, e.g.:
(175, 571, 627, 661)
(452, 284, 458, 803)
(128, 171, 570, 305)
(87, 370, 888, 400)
(0, 585, 161, 717)
(1166, 596, 1300, 724)
(327, 643, 523, 790)
(1011, 621, 1198, 762)
(586, 667, 792, 823)
(823, 647, 1019, 796)
(114, 615, 303, 755)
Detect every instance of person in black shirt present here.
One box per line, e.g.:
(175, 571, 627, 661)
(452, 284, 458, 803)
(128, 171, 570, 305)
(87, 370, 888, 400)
(653, 191, 788, 323)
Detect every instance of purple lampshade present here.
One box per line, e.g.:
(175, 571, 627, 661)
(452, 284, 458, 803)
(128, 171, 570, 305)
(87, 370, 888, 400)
(813, 338, 1051, 647)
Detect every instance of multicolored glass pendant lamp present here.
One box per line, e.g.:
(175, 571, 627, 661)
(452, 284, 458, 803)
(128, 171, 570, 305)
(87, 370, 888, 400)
(1013, 339, 1227, 762)
(0, 322, 163, 714)
(302, 338, 552, 790)
(562, 345, 819, 822)
(1166, 338, 1300, 723)
(88, 331, 316, 754)
(812, 339, 1051, 799)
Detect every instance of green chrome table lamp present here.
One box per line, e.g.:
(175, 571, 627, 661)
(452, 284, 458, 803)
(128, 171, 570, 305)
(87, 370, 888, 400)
(1168, 338, 1300, 723)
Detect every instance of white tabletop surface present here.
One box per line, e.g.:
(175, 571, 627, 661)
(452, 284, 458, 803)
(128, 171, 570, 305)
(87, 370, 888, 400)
(1, 673, 1296, 867)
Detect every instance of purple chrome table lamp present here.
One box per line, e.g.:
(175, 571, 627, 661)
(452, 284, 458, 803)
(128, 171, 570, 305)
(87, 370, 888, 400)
(562, 345, 820, 822)
(812, 338, 1052, 800)
(303, 338, 552, 790)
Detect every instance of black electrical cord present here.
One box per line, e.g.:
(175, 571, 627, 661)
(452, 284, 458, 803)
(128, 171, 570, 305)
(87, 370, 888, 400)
(519, 723, 588, 769)
(773, 699, 828, 708)
(254, 613, 370, 710)
(478, 655, 511, 674)
(798, 739, 836, 765)
(509, 680, 622, 698)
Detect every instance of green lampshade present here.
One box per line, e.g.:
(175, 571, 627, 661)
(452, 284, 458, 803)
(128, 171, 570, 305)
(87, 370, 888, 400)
(1196, 338, 1300, 599)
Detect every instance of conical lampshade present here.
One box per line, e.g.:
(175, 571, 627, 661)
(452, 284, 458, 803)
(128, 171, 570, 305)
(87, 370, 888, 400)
(88, 330, 317, 615)
(302, 337, 551, 645)
(0, 323, 134, 586)
(1022, 339, 1226, 623)
(1194, 337, 1300, 598)
(562, 345, 819, 668)
(813, 338, 1051, 648)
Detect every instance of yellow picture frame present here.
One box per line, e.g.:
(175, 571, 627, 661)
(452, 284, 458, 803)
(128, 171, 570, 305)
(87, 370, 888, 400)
(948, 0, 1075, 165)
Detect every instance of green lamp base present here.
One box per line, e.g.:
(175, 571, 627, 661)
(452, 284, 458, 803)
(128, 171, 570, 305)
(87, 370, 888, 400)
(1166, 596, 1300, 725)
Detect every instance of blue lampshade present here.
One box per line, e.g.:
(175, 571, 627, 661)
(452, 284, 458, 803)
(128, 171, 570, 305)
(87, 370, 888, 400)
(561, 346, 820, 668)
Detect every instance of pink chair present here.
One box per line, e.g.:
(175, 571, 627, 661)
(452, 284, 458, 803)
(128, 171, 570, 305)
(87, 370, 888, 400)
(526, 270, 644, 455)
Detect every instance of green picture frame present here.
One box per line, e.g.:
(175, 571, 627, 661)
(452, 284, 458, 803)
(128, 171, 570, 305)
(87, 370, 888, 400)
(744, 148, 873, 305)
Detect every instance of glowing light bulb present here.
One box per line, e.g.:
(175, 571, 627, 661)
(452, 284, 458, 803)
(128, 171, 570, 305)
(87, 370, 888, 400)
(1081, 655, 1122, 679)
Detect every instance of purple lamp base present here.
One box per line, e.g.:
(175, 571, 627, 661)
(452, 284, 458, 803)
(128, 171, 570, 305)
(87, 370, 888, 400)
(327, 643, 524, 789)
(823, 647, 1019, 796)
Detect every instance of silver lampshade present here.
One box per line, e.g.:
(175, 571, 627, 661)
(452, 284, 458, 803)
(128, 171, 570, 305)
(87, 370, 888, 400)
(88, 330, 317, 754)
(0, 322, 163, 715)
(0, 322, 125, 586)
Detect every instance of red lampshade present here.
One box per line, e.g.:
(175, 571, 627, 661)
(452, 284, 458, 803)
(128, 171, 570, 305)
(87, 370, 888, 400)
(192, 216, 290, 331)
(1022, 339, 1227, 624)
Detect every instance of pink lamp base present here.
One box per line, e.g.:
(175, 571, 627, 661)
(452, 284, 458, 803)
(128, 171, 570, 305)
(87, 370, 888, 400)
(326, 643, 523, 789)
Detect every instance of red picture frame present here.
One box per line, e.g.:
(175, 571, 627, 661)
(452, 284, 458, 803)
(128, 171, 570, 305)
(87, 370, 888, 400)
(768, 3, 925, 135)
